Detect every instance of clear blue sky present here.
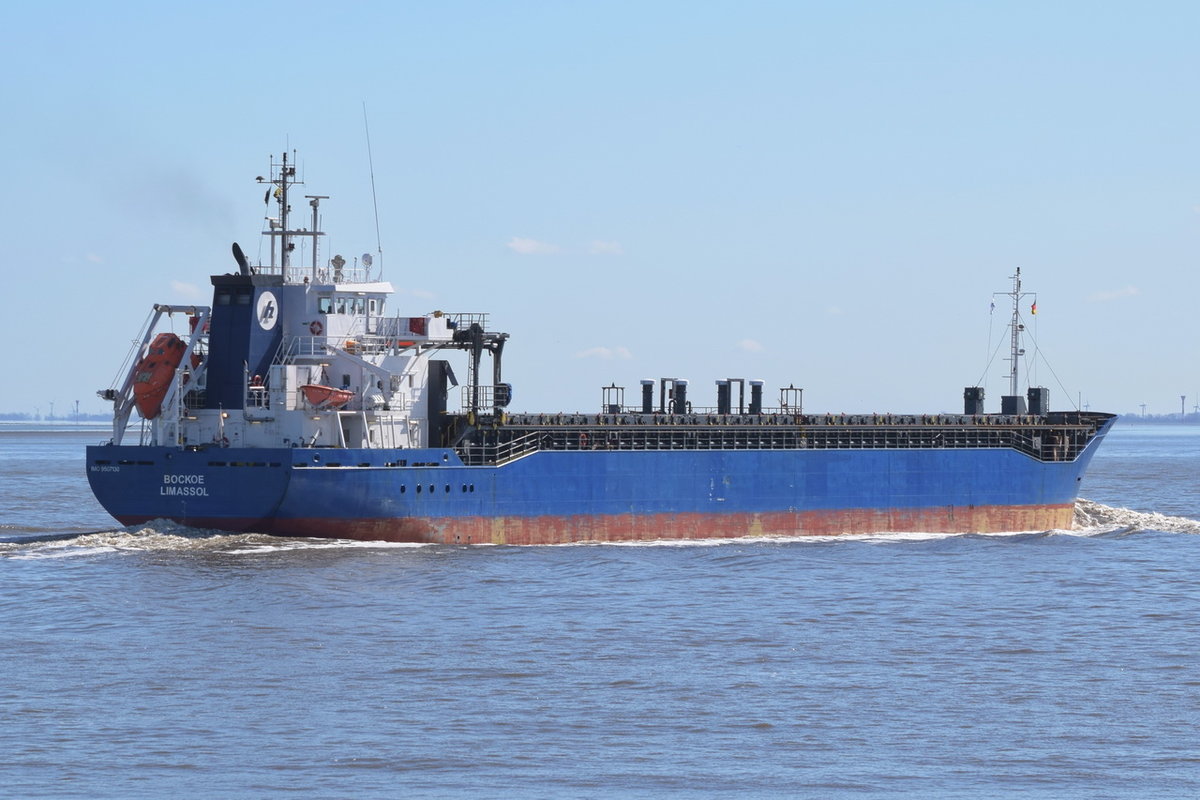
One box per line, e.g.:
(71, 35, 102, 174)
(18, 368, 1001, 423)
(3, 1, 1197, 418)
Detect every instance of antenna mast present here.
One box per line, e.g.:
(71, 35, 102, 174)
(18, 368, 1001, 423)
(1008, 268, 1022, 396)
(276, 151, 298, 268)
(258, 151, 324, 279)
(363, 103, 384, 279)
(994, 268, 1035, 396)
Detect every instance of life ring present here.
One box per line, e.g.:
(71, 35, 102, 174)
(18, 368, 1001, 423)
(309, 320, 323, 335)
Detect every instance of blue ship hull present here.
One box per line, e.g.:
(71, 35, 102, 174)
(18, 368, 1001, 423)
(85, 155, 1116, 545)
(86, 420, 1112, 544)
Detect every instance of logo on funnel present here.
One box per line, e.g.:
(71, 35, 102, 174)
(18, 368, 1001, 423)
(257, 291, 279, 331)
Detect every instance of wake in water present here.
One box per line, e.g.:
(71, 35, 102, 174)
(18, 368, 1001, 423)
(3, 502, 1198, 557)
(1073, 498, 1200, 534)
(1, 521, 264, 558)
(0, 520, 432, 558)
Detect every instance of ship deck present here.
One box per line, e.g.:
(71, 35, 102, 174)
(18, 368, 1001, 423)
(450, 411, 1114, 467)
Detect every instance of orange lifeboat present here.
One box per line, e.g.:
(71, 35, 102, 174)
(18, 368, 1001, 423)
(133, 333, 188, 419)
(301, 384, 354, 409)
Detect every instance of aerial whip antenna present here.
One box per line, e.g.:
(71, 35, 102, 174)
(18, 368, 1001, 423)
(363, 102, 384, 279)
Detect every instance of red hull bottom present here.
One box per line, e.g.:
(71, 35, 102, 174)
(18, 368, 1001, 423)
(117, 504, 1076, 545)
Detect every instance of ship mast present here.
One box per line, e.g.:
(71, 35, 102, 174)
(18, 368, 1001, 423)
(258, 151, 322, 277)
(280, 152, 291, 267)
(1008, 268, 1022, 396)
(995, 268, 1035, 396)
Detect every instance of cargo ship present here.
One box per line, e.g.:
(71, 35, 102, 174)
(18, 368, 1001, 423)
(86, 152, 1116, 544)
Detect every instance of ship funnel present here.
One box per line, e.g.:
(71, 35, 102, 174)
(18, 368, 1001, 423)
(232, 242, 251, 276)
(673, 379, 689, 413)
(964, 387, 985, 415)
(749, 380, 764, 415)
(716, 380, 731, 415)
(641, 380, 654, 414)
(1027, 387, 1048, 415)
